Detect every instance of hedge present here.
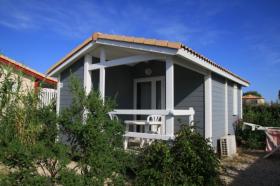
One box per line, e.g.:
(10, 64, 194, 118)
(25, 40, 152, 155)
(235, 103, 280, 149)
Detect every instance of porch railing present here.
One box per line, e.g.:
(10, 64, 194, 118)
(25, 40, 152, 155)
(39, 88, 57, 106)
(109, 107, 195, 148)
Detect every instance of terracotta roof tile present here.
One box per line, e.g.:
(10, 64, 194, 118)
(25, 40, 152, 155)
(143, 39, 156, 45)
(155, 40, 168, 47)
(243, 95, 263, 99)
(133, 37, 145, 44)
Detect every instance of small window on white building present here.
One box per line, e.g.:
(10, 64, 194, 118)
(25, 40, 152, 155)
(233, 84, 238, 115)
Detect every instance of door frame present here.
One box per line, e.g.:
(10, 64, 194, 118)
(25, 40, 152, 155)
(133, 76, 165, 110)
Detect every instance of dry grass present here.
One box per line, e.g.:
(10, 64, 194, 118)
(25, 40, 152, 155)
(220, 148, 280, 186)
(0, 163, 9, 176)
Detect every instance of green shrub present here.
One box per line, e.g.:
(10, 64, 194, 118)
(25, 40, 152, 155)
(136, 125, 220, 186)
(136, 141, 172, 185)
(59, 75, 128, 185)
(235, 120, 265, 149)
(0, 66, 72, 185)
(235, 104, 280, 149)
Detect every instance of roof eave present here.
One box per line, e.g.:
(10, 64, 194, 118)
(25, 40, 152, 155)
(176, 48, 250, 87)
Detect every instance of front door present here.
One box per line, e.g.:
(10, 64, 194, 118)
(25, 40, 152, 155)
(134, 77, 165, 132)
(134, 76, 165, 115)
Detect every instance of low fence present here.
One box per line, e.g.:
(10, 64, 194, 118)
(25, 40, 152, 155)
(39, 88, 57, 106)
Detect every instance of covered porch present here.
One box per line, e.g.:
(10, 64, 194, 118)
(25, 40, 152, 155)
(82, 45, 206, 148)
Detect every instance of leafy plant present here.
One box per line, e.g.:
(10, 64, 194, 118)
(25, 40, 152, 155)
(235, 104, 280, 149)
(0, 66, 71, 185)
(243, 91, 262, 97)
(59, 75, 127, 185)
(136, 125, 220, 186)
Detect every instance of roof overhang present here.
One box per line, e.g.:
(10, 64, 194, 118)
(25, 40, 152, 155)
(176, 49, 249, 87)
(47, 32, 249, 87)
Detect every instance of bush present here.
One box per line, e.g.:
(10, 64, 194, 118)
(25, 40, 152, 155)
(136, 125, 220, 186)
(58, 75, 128, 185)
(0, 70, 132, 185)
(0, 66, 71, 185)
(235, 104, 280, 149)
(235, 121, 266, 149)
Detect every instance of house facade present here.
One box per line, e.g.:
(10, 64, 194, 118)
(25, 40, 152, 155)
(0, 55, 57, 106)
(243, 94, 265, 105)
(0, 54, 57, 90)
(47, 33, 249, 149)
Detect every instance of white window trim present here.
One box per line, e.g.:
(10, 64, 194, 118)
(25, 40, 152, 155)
(133, 76, 165, 110)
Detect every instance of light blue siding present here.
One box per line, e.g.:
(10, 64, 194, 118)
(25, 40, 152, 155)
(212, 73, 225, 148)
(60, 57, 84, 111)
(174, 65, 205, 135)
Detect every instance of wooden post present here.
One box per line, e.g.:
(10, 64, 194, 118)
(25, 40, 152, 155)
(56, 75, 61, 115)
(84, 54, 92, 95)
(99, 48, 106, 101)
(204, 72, 212, 142)
(165, 56, 174, 138)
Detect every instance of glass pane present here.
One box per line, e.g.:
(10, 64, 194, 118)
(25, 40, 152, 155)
(156, 81, 162, 109)
(137, 82, 152, 122)
(137, 82, 152, 109)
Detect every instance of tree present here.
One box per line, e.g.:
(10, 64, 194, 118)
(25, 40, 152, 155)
(243, 91, 262, 97)
(0, 66, 72, 185)
(59, 75, 127, 185)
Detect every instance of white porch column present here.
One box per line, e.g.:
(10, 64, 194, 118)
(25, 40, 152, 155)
(84, 54, 92, 95)
(165, 56, 174, 138)
(204, 72, 212, 142)
(224, 80, 228, 135)
(240, 89, 243, 119)
(99, 48, 106, 101)
(56, 75, 61, 115)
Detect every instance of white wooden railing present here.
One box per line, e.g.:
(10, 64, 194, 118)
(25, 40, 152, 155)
(109, 107, 195, 141)
(39, 88, 57, 106)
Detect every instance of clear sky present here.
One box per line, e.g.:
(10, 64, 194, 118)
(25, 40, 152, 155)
(0, 0, 279, 101)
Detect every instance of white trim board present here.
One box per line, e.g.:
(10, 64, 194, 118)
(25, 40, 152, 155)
(48, 42, 96, 77)
(89, 54, 164, 70)
(204, 72, 212, 141)
(56, 75, 61, 115)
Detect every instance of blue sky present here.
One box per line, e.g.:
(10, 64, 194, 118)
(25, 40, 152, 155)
(0, 0, 279, 101)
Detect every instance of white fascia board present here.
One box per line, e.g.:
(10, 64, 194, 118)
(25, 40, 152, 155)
(96, 39, 178, 55)
(176, 48, 249, 87)
(89, 54, 164, 70)
(48, 41, 96, 77)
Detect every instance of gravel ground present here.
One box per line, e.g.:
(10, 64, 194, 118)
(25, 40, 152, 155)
(220, 149, 280, 186)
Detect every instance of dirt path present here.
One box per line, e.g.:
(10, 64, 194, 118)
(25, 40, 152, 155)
(220, 149, 280, 186)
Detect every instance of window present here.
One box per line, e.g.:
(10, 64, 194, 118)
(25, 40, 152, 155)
(233, 84, 238, 115)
